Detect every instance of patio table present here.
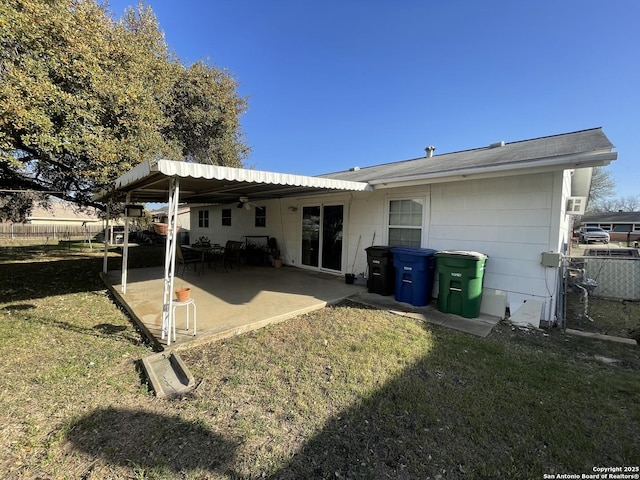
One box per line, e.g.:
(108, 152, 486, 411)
(184, 244, 224, 273)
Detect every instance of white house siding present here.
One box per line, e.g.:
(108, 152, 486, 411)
(190, 194, 375, 271)
(428, 172, 566, 321)
(344, 192, 386, 274)
(189, 201, 286, 248)
(188, 170, 573, 322)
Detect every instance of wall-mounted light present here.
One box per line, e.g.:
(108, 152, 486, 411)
(125, 204, 144, 218)
(288, 206, 298, 212)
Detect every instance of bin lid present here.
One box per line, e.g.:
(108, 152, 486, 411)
(391, 247, 438, 257)
(366, 245, 394, 253)
(436, 250, 487, 259)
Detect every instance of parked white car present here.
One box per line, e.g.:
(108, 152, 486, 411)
(579, 227, 610, 244)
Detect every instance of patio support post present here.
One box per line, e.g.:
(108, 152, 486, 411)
(161, 177, 180, 345)
(102, 203, 110, 274)
(121, 192, 131, 294)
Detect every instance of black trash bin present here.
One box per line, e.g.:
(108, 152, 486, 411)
(365, 246, 395, 295)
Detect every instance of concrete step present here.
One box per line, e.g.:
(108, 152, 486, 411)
(142, 351, 195, 399)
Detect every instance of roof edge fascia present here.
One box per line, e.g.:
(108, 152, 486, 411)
(368, 151, 617, 188)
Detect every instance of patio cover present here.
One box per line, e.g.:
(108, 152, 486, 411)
(97, 160, 371, 346)
(98, 159, 371, 204)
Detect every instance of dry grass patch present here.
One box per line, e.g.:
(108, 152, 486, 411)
(565, 287, 640, 339)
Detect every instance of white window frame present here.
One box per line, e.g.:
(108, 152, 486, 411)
(221, 208, 231, 226)
(255, 206, 266, 228)
(385, 196, 427, 248)
(198, 209, 209, 228)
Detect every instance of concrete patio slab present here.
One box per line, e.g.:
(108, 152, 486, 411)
(102, 265, 366, 350)
(102, 264, 501, 353)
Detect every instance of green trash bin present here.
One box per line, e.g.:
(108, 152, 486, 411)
(436, 251, 487, 318)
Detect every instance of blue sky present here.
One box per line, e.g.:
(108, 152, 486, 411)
(106, 0, 639, 198)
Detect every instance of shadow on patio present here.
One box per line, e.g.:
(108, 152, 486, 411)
(102, 265, 366, 349)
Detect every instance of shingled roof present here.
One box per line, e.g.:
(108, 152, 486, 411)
(30, 198, 100, 222)
(321, 128, 616, 184)
(581, 212, 640, 224)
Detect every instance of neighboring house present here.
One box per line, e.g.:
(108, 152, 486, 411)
(149, 205, 191, 244)
(0, 198, 104, 240)
(150, 206, 191, 231)
(28, 198, 102, 226)
(188, 128, 617, 323)
(580, 211, 640, 243)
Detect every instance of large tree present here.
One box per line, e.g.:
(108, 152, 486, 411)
(163, 61, 250, 167)
(586, 166, 616, 212)
(588, 195, 640, 213)
(585, 166, 640, 212)
(0, 0, 249, 221)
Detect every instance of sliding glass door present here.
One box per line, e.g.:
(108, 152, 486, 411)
(301, 204, 343, 271)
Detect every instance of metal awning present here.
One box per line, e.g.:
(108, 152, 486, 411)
(96, 159, 371, 346)
(96, 159, 371, 204)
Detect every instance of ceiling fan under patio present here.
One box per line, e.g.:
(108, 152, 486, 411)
(236, 196, 259, 210)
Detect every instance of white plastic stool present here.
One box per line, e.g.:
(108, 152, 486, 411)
(169, 298, 197, 343)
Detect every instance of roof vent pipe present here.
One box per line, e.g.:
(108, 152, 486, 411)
(489, 141, 505, 148)
(425, 146, 436, 158)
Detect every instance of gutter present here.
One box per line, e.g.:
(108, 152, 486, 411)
(368, 151, 617, 188)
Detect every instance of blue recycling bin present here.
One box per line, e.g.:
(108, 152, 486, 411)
(391, 247, 438, 306)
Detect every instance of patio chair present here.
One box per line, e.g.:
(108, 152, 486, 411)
(176, 243, 200, 275)
(202, 244, 225, 271)
(222, 240, 244, 272)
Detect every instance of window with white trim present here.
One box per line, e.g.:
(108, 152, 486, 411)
(255, 206, 266, 227)
(221, 209, 231, 226)
(388, 198, 423, 247)
(198, 210, 209, 228)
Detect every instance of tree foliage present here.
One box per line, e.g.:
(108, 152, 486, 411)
(586, 166, 640, 212)
(586, 166, 615, 212)
(0, 0, 249, 221)
(163, 61, 250, 167)
(588, 195, 640, 213)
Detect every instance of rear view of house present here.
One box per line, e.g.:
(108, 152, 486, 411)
(100, 127, 616, 327)
(189, 128, 617, 324)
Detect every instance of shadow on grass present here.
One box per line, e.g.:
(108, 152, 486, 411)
(2, 305, 145, 345)
(0, 243, 165, 264)
(266, 329, 640, 479)
(0, 245, 165, 302)
(0, 258, 103, 300)
(266, 354, 487, 480)
(66, 407, 239, 476)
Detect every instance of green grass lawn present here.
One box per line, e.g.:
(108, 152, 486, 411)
(1, 244, 639, 479)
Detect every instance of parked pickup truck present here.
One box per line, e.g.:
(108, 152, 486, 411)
(579, 227, 610, 244)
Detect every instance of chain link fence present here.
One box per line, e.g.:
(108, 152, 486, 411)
(563, 255, 640, 339)
(569, 256, 640, 301)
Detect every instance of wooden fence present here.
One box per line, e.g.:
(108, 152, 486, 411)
(0, 224, 104, 240)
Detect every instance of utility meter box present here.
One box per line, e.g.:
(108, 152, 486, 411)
(541, 251, 562, 268)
